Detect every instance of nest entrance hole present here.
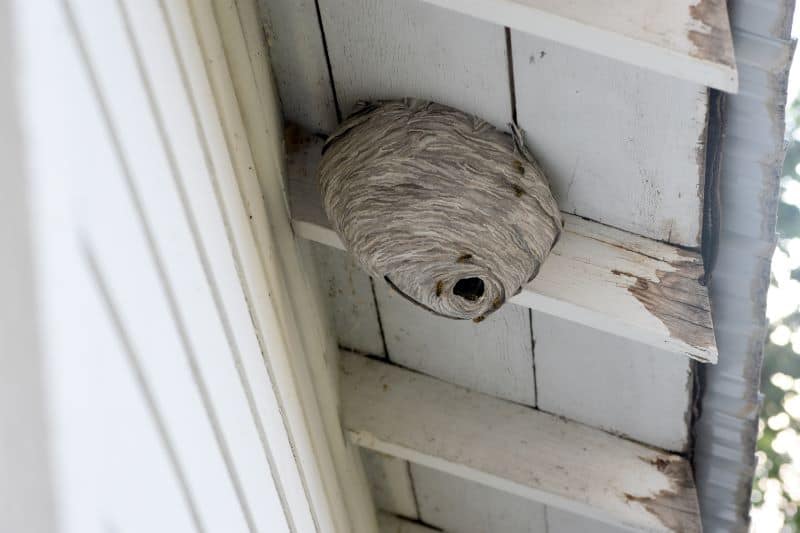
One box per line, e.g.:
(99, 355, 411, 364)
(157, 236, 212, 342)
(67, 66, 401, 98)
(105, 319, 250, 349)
(453, 277, 485, 302)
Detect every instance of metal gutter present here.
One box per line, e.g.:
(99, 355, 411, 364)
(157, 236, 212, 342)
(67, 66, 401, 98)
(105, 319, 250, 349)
(693, 0, 795, 530)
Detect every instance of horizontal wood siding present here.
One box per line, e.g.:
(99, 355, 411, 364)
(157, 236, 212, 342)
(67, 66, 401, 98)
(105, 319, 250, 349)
(417, 0, 737, 91)
(17, 0, 380, 530)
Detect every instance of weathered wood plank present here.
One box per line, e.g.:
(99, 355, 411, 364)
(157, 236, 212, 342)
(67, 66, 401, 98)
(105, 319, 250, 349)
(417, 0, 738, 92)
(511, 31, 709, 247)
(360, 449, 419, 520)
(318, 0, 510, 129)
(373, 280, 536, 406)
(341, 353, 702, 532)
(287, 135, 717, 362)
(533, 312, 693, 452)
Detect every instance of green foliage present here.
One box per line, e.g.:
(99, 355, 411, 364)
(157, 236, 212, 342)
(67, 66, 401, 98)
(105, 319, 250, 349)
(751, 100, 800, 532)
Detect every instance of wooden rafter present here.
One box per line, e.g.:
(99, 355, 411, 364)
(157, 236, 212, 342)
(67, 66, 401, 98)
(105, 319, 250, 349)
(418, 0, 738, 92)
(341, 352, 701, 532)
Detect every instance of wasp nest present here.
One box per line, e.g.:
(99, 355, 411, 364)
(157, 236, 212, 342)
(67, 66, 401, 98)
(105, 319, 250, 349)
(319, 99, 562, 321)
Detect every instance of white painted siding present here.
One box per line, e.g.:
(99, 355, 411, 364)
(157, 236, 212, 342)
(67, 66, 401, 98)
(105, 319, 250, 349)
(11, 0, 376, 531)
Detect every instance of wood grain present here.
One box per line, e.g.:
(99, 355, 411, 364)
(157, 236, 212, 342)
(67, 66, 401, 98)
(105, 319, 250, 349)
(341, 353, 702, 532)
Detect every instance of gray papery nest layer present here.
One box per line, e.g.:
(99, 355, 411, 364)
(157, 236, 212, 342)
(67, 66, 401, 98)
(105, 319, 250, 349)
(319, 99, 562, 321)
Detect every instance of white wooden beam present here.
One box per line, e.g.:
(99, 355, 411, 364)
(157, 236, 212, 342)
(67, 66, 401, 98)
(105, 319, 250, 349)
(287, 135, 717, 363)
(341, 353, 702, 532)
(417, 0, 738, 92)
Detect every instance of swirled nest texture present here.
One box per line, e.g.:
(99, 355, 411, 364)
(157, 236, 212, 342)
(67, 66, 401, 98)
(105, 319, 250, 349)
(319, 99, 562, 321)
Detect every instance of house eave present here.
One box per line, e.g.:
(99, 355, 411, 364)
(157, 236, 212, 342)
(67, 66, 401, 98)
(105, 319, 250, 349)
(693, 1, 796, 530)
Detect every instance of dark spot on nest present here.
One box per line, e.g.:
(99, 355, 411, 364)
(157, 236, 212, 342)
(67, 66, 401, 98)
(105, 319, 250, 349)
(435, 280, 444, 297)
(512, 160, 525, 174)
(473, 315, 486, 323)
(491, 297, 503, 310)
(513, 185, 525, 197)
(456, 253, 473, 264)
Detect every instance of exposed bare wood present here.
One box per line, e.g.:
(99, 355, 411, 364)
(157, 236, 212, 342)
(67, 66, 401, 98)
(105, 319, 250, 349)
(341, 353, 702, 532)
(416, 0, 738, 92)
(287, 135, 717, 362)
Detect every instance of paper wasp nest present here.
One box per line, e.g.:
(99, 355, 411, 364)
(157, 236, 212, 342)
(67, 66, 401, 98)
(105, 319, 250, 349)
(319, 99, 562, 321)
